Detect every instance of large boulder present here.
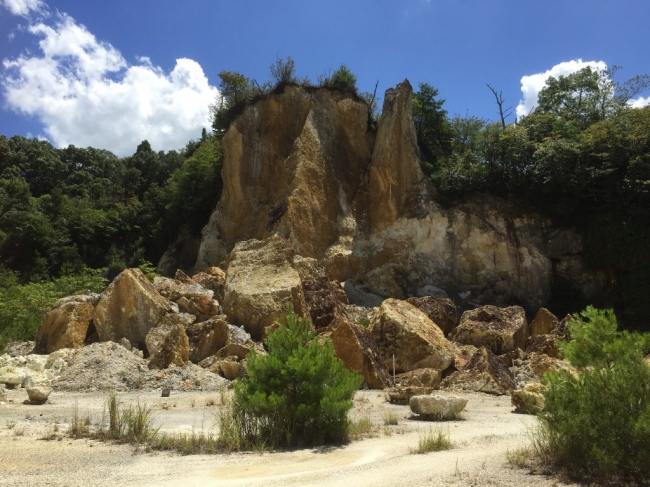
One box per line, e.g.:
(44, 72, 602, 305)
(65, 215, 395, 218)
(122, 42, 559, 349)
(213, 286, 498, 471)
(370, 299, 454, 374)
(529, 308, 559, 336)
(92, 269, 171, 349)
(450, 305, 528, 355)
(442, 346, 515, 395)
(222, 235, 308, 340)
(26, 385, 52, 404)
(410, 393, 468, 420)
(34, 294, 99, 353)
(145, 324, 190, 370)
(186, 317, 230, 364)
(329, 320, 389, 389)
(405, 297, 457, 336)
(511, 382, 546, 414)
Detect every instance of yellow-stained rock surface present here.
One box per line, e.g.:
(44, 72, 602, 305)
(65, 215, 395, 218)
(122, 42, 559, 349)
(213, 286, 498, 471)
(370, 298, 454, 374)
(34, 294, 98, 353)
(529, 307, 559, 336)
(92, 269, 171, 350)
(222, 235, 307, 340)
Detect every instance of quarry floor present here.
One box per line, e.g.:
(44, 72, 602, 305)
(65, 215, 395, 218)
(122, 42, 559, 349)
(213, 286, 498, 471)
(0, 389, 577, 487)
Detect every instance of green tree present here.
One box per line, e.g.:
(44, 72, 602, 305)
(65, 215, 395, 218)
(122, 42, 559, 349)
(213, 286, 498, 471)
(537, 307, 650, 480)
(231, 308, 362, 447)
(412, 83, 452, 171)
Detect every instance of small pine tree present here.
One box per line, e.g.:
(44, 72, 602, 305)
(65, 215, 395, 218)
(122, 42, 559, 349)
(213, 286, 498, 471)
(327, 64, 357, 93)
(232, 307, 362, 448)
(536, 306, 650, 480)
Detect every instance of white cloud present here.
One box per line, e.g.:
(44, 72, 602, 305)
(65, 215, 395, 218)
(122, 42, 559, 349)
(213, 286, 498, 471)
(0, 0, 45, 17)
(516, 59, 607, 119)
(628, 96, 650, 109)
(2, 11, 219, 156)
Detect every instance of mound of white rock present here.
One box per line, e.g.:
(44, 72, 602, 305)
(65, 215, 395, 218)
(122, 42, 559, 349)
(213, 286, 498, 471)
(0, 349, 74, 389)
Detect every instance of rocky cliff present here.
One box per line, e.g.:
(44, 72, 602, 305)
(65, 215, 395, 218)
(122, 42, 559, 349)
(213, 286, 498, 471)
(194, 81, 605, 315)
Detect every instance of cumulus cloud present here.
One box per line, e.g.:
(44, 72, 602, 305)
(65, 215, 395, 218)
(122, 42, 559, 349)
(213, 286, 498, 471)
(1, 11, 219, 156)
(516, 59, 608, 119)
(629, 96, 650, 109)
(0, 0, 45, 17)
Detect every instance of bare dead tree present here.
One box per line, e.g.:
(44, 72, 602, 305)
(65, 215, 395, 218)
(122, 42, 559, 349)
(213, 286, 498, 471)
(487, 84, 513, 129)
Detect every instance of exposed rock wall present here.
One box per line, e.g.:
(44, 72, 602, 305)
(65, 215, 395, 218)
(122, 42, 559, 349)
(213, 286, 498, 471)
(195, 82, 604, 314)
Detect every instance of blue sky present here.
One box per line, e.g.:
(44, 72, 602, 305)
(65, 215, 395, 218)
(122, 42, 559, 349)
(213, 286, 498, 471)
(1, 0, 649, 156)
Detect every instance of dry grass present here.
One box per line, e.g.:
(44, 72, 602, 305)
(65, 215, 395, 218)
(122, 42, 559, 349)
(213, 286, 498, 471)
(410, 426, 453, 454)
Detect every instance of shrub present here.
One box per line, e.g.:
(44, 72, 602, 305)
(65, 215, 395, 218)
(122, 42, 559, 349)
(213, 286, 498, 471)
(326, 64, 357, 93)
(535, 306, 650, 480)
(229, 307, 362, 448)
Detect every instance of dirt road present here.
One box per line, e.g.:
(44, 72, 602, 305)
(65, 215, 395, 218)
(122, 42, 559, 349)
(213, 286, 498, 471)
(0, 389, 572, 486)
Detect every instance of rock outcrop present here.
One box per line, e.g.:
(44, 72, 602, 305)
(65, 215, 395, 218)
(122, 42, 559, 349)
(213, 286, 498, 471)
(92, 269, 171, 350)
(450, 305, 528, 355)
(370, 299, 454, 373)
(222, 235, 307, 340)
(368, 79, 429, 231)
(34, 294, 99, 354)
(194, 81, 604, 315)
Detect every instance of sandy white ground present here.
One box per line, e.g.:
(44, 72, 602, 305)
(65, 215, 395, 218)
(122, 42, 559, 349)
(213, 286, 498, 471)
(0, 389, 576, 487)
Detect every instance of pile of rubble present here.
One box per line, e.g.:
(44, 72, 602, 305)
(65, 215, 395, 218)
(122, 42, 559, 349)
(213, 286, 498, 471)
(1, 234, 575, 416)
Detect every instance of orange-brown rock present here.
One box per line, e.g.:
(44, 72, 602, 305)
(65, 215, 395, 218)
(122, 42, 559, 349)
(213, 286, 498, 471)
(192, 267, 226, 303)
(368, 79, 428, 231)
(450, 305, 528, 355)
(93, 269, 171, 349)
(441, 346, 515, 395)
(196, 85, 372, 268)
(370, 298, 454, 373)
(511, 382, 546, 414)
(394, 368, 442, 390)
(330, 320, 389, 389)
(34, 294, 98, 353)
(525, 334, 559, 358)
(222, 235, 308, 340)
(405, 297, 457, 336)
(145, 323, 190, 370)
(452, 343, 479, 371)
(186, 317, 230, 364)
(529, 307, 559, 336)
(216, 343, 251, 361)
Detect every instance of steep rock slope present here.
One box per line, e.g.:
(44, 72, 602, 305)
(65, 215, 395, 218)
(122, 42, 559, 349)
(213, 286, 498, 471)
(195, 81, 604, 313)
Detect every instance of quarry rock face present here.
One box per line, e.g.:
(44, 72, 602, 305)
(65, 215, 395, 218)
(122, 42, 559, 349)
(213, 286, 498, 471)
(370, 298, 454, 374)
(222, 235, 307, 340)
(368, 79, 429, 231)
(92, 269, 171, 350)
(34, 294, 99, 354)
(195, 81, 604, 314)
